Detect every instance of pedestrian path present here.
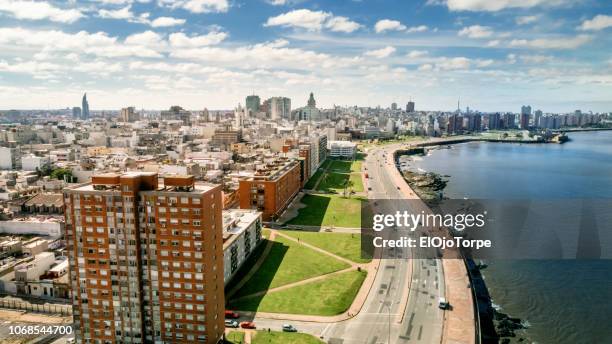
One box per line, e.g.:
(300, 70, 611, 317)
(228, 229, 381, 323)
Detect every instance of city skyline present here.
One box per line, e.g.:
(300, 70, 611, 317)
(0, 0, 612, 112)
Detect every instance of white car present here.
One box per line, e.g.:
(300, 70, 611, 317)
(282, 324, 297, 332)
(438, 297, 450, 310)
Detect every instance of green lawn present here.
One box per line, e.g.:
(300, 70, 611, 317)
(303, 168, 324, 190)
(251, 331, 323, 344)
(231, 235, 349, 298)
(317, 172, 349, 192)
(230, 270, 367, 316)
(262, 228, 271, 239)
(328, 160, 352, 173)
(225, 331, 245, 344)
(280, 230, 371, 264)
(287, 194, 365, 228)
(349, 172, 364, 192)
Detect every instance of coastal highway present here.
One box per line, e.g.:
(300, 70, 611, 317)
(253, 144, 445, 344)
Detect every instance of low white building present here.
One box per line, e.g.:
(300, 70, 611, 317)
(329, 141, 357, 159)
(222, 209, 263, 285)
(21, 155, 50, 172)
(0, 147, 20, 170)
(0, 216, 64, 238)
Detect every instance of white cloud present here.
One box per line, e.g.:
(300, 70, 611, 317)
(0, 27, 163, 58)
(125, 30, 165, 47)
(445, 0, 567, 12)
(150, 17, 186, 27)
(406, 25, 428, 33)
(97, 6, 184, 28)
(516, 15, 539, 25)
(364, 46, 396, 58)
(406, 50, 428, 58)
(0, 60, 62, 75)
(578, 15, 612, 31)
(475, 59, 494, 67)
(0, 0, 83, 23)
(519, 54, 553, 63)
(266, 0, 287, 5)
(93, 0, 134, 4)
(264, 9, 360, 33)
(325, 16, 361, 33)
(169, 31, 228, 48)
(487, 40, 501, 47)
(374, 19, 406, 33)
(265, 9, 331, 31)
(98, 5, 133, 19)
(458, 25, 493, 38)
(509, 35, 592, 49)
(169, 39, 358, 71)
(437, 57, 471, 70)
(160, 0, 229, 13)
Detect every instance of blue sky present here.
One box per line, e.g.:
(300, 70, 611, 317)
(0, 0, 611, 112)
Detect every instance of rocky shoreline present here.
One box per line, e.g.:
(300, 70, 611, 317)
(400, 169, 448, 204)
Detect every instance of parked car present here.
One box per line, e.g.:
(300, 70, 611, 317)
(225, 320, 239, 328)
(438, 297, 450, 310)
(282, 324, 297, 332)
(225, 310, 240, 319)
(240, 322, 256, 329)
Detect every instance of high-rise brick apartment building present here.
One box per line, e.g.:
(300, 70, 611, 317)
(63, 172, 224, 344)
(238, 158, 301, 221)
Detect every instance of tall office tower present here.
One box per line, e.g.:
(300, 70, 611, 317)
(534, 110, 543, 128)
(487, 113, 501, 130)
(269, 97, 291, 120)
(520, 113, 530, 130)
(120, 107, 139, 122)
(520, 105, 532, 116)
(73, 107, 82, 119)
(406, 101, 415, 113)
(245, 95, 260, 115)
(63, 173, 225, 344)
(504, 113, 516, 129)
(82, 93, 90, 119)
(391, 103, 398, 111)
(520, 105, 532, 130)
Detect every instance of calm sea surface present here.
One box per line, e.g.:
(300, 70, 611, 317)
(410, 131, 612, 344)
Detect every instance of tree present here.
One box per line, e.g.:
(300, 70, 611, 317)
(344, 179, 355, 198)
(50, 168, 72, 181)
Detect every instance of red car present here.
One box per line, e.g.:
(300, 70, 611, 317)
(240, 322, 256, 329)
(224, 310, 239, 319)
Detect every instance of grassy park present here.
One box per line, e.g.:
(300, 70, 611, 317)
(230, 269, 367, 316)
(280, 230, 371, 264)
(225, 331, 245, 344)
(231, 234, 349, 298)
(286, 194, 365, 228)
(251, 331, 324, 344)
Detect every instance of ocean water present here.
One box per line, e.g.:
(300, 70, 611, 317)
(410, 131, 612, 343)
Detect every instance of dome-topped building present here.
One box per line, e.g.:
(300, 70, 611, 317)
(293, 92, 322, 121)
(307, 92, 316, 107)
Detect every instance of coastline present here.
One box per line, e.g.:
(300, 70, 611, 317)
(389, 131, 612, 344)
(390, 136, 551, 344)
(381, 142, 477, 344)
